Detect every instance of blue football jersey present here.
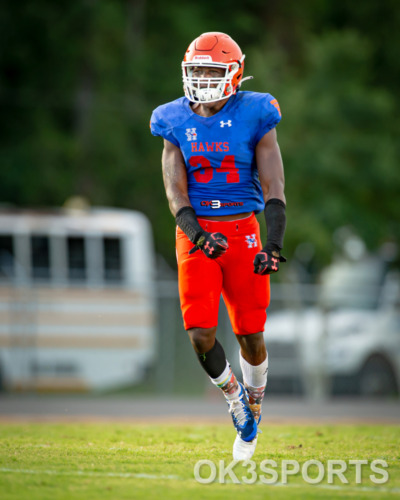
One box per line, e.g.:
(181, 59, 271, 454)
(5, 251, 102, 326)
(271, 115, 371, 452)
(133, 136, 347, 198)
(150, 91, 282, 216)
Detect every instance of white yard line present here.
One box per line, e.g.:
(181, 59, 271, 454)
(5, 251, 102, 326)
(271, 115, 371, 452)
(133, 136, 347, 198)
(0, 467, 178, 480)
(1, 467, 400, 493)
(271, 481, 400, 493)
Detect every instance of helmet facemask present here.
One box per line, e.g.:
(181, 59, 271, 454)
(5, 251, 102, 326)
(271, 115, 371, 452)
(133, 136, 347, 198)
(182, 58, 244, 103)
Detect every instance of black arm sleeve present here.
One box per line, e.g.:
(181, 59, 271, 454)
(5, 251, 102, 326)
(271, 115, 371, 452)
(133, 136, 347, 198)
(264, 198, 286, 252)
(175, 206, 204, 244)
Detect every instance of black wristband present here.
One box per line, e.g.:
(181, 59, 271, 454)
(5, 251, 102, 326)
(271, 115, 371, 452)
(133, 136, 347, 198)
(175, 206, 204, 244)
(264, 198, 286, 252)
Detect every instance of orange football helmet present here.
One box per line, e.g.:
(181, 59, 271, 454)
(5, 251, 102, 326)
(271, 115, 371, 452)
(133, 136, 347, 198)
(182, 32, 250, 103)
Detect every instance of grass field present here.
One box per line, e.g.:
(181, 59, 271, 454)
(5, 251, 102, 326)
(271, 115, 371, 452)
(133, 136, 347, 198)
(0, 421, 399, 499)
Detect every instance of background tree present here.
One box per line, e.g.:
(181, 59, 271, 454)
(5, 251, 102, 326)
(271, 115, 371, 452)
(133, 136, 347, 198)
(0, 0, 398, 271)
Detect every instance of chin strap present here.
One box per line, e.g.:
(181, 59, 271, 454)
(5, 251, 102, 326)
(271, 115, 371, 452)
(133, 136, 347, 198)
(240, 76, 254, 84)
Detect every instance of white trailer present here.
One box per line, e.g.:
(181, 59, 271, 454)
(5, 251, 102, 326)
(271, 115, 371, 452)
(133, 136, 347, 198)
(0, 207, 157, 392)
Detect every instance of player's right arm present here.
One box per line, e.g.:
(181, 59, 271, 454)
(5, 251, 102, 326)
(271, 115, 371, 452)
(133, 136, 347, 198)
(162, 138, 191, 216)
(162, 138, 228, 258)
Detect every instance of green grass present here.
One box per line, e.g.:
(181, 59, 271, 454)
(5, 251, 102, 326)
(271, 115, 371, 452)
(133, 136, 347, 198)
(0, 422, 399, 499)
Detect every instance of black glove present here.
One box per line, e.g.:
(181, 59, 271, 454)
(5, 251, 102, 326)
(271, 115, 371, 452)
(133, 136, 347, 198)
(188, 231, 228, 259)
(253, 247, 286, 275)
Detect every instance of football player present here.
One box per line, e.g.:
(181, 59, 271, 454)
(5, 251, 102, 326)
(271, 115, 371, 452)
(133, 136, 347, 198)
(150, 32, 286, 460)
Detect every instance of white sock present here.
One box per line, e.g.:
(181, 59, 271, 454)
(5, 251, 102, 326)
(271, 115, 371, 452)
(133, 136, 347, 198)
(239, 351, 268, 389)
(210, 361, 240, 400)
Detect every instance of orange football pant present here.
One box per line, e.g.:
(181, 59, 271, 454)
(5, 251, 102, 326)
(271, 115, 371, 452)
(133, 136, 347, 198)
(176, 213, 270, 335)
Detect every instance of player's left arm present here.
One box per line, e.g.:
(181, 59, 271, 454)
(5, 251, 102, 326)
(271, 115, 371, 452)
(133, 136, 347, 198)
(256, 127, 285, 204)
(253, 128, 287, 275)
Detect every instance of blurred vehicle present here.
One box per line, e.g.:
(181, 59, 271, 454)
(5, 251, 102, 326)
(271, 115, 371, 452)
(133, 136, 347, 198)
(0, 207, 157, 392)
(264, 256, 400, 396)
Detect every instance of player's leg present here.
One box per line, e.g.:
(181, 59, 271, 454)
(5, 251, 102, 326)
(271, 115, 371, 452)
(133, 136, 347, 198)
(177, 227, 256, 445)
(177, 227, 238, 398)
(176, 226, 222, 330)
(187, 326, 257, 443)
(220, 215, 270, 459)
(221, 215, 270, 420)
(236, 332, 268, 425)
(188, 326, 239, 399)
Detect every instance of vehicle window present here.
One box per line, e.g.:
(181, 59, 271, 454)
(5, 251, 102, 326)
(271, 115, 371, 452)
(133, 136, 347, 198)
(0, 235, 14, 278)
(31, 235, 51, 280)
(31, 361, 77, 375)
(67, 236, 86, 281)
(103, 237, 122, 282)
(319, 259, 385, 310)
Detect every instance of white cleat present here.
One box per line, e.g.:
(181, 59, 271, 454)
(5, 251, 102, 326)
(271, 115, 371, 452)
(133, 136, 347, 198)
(233, 434, 258, 460)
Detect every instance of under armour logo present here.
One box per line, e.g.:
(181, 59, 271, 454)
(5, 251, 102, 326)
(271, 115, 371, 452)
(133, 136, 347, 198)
(220, 120, 232, 128)
(245, 234, 257, 248)
(204, 241, 214, 254)
(185, 128, 197, 141)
